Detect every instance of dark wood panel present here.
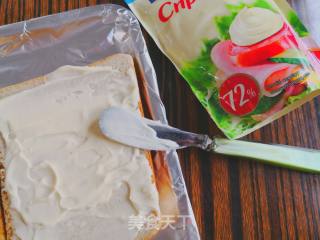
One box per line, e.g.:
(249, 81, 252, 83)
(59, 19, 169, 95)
(1, 1, 320, 240)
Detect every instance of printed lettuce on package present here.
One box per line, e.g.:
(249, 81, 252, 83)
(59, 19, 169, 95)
(126, 0, 320, 139)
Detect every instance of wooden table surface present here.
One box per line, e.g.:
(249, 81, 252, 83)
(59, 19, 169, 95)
(1, 0, 320, 239)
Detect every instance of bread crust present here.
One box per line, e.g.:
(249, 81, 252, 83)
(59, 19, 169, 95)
(0, 54, 178, 240)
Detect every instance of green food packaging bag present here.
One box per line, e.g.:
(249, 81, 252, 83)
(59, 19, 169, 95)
(126, 0, 320, 139)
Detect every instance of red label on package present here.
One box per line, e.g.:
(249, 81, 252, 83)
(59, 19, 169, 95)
(219, 74, 260, 116)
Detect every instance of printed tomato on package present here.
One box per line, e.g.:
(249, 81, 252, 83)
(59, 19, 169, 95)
(126, 0, 320, 139)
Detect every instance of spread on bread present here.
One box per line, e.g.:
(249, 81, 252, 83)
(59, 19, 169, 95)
(0, 55, 160, 240)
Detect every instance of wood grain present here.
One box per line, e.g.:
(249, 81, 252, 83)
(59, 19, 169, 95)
(1, 0, 320, 239)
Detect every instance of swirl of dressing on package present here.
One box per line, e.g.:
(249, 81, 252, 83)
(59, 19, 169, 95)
(229, 7, 284, 46)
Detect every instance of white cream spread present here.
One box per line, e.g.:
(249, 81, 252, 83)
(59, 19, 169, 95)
(99, 107, 179, 151)
(229, 7, 284, 46)
(0, 65, 160, 240)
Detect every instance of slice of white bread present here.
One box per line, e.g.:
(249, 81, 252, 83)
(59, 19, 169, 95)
(0, 53, 134, 99)
(90, 53, 136, 71)
(0, 54, 178, 240)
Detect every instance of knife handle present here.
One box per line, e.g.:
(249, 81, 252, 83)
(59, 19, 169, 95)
(213, 138, 320, 173)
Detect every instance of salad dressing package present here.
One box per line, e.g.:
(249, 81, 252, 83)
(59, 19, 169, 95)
(126, 0, 320, 139)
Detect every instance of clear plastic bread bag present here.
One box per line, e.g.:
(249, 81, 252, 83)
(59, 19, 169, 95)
(0, 5, 200, 240)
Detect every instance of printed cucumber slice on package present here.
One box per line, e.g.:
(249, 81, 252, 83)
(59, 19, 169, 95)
(126, 0, 320, 139)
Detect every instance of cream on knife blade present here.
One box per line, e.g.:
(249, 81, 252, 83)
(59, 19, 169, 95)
(99, 107, 179, 151)
(100, 107, 320, 173)
(126, 0, 320, 139)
